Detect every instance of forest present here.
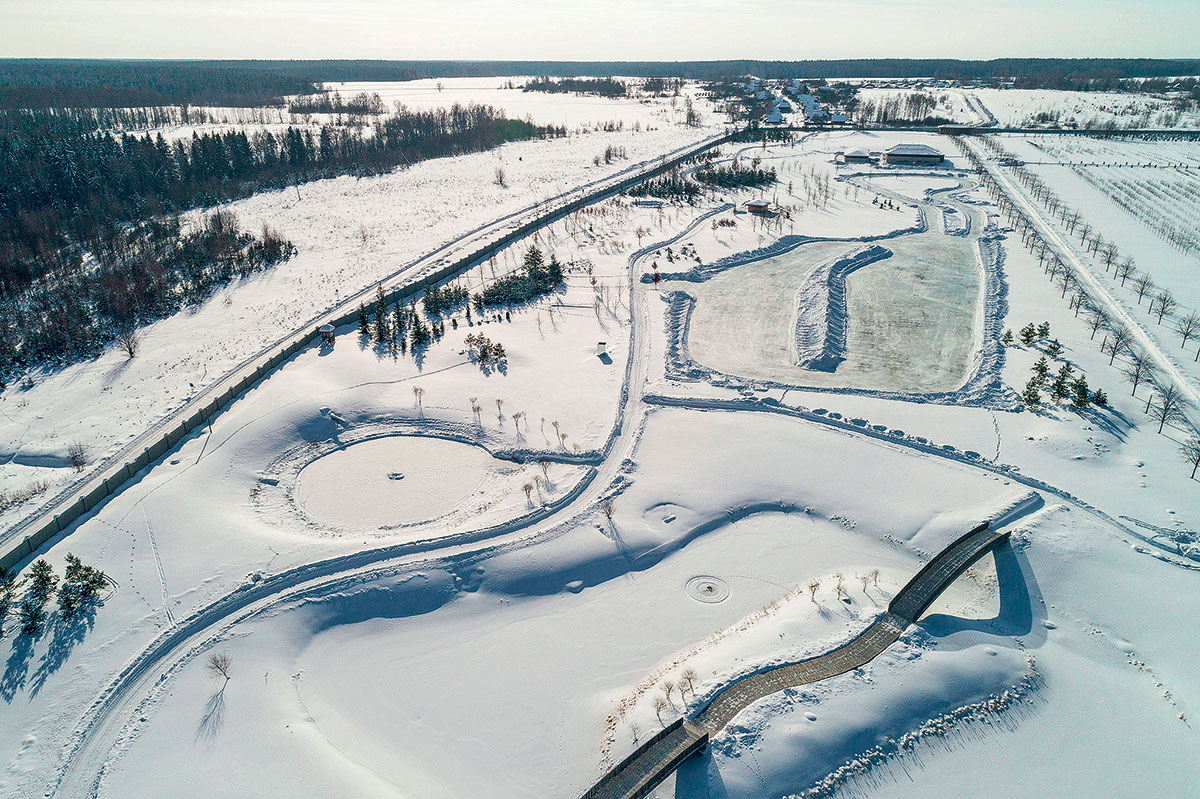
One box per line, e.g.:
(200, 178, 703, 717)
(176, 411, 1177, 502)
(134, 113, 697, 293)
(4, 59, 1199, 109)
(0, 103, 563, 382)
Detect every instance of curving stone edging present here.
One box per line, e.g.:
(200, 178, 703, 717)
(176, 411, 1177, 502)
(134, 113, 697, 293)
(791, 244, 893, 371)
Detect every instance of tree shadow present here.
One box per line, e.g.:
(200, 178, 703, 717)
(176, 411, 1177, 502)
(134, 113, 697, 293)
(102, 357, 133, 388)
(195, 684, 228, 748)
(1079, 404, 1134, 442)
(29, 605, 97, 697)
(1, 633, 36, 703)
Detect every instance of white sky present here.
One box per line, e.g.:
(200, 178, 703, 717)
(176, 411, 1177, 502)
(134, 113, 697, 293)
(1, 0, 1198, 60)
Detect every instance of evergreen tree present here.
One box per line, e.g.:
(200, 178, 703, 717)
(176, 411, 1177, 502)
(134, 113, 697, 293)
(1033, 356, 1050, 383)
(1019, 323, 1038, 346)
(1022, 378, 1042, 409)
(18, 559, 57, 635)
(1037, 321, 1051, 339)
(1050, 363, 1074, 402)
(1092, 388, 1108, 407)
(1001, 329, 1014, 346)
(0, 571, 15, 639)
(357, 303, 369, 335)
(1071, 376, 1091, 409)
(1045, 338, 1064, 358)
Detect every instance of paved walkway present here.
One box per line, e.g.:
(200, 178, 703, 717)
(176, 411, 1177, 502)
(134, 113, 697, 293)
(580, 522, 1008, 799)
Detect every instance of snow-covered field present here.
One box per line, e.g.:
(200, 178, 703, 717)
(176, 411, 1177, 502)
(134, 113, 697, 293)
(994, 135, 1200, 390)
(329, 77, 708, 132)
(969, 87, 1200, 129)
(848, 87, 1200, 130)
(2, 98, 1199, 799)
(0, 83, 722, 532)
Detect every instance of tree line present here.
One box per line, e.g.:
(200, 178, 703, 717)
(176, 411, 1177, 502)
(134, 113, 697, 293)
(288, 91, 386, 115)
(0, 59, 316, 109)
(0, 103, 558, 302)
(6, 59, 1197, 110)
(523, 77, 628, 97)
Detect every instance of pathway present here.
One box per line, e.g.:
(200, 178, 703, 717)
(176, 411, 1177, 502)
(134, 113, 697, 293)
(581, 522, 1008, 799)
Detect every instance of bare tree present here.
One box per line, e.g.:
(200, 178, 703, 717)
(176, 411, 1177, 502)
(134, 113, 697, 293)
(663, 680, 675, 703)
(66, 441, 88, 472)
(1087, 307, 1108, 340)
(1100, 243, 1119, 272)
(1176, 312, 1200, 349)
(869, 568, 881, 588)
(539, 459, 550, 479)
(494, 166, 507, 188)
(1153, 289, 1177, 325)
(806, 578, 821, 601)
(1122, 350, 1157, 396)
(859, 573, 871, 593)
(1103, 325, 1133, 365)
(495, 398, 504, 419)
(1115, 257, 1136, 286)
(1148, 383, 1188, 434)
(1181, 437, 1200, 480)
(1132, 273, 1156, 306)
(117, 329, 140, 359)
(522, 482, 534, 503)
(1077, 221, 1092, 245)
(834, 572, 847, 600)
(412, 386, 424, 406)
(206, 652, 232, 682)
(682, 668, 698, 698)
(653, 695, 669, 726)
(601, 498, 615, 521)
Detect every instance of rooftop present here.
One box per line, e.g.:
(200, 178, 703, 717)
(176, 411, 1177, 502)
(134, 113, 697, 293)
(884, 143, 944, 156)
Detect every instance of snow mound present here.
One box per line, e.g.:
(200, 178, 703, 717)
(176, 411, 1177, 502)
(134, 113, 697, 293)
(791, 244, 893, 372)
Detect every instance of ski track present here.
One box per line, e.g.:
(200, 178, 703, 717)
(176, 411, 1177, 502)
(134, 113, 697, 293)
(140, 508, 173, 626)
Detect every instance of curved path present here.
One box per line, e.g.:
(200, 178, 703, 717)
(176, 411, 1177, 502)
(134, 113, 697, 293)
(581, 523, 1008, 799)
(46, 182, 733, 799)
(46, 136, 1174, 799)
(1, 130, 730, 571)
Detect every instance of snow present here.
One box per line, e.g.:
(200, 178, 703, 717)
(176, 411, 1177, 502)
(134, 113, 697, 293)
(2, 92, 1199, 799)
(969, 88, 1200, 129)
(0, 84, 722, 530)
(328, 77, 710, 132)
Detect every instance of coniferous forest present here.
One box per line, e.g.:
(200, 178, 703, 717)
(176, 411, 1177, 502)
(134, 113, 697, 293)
(0, 103, 563, 382)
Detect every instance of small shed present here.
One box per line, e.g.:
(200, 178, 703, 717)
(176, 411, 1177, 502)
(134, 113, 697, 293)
(745, 199, 771, 214)
(842, 148, 872, 163)
(319, 324, 336, 345)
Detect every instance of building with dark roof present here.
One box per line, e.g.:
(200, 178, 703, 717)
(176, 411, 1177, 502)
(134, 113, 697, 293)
(881, 143, 945, 165)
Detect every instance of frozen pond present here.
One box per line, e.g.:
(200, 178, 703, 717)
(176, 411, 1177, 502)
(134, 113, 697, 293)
(684, 175, 985, 394)
(296, 436, 507, 528)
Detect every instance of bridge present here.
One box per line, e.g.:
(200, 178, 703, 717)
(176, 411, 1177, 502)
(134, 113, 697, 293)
(580, 522, 1009, 799)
